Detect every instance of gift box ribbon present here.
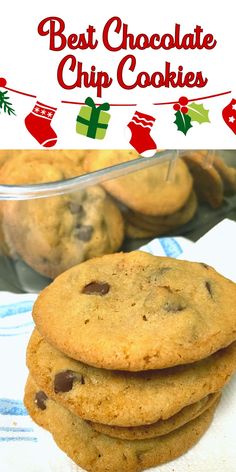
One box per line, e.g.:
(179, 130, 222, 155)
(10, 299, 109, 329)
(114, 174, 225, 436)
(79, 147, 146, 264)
(76, 97, 110, 139)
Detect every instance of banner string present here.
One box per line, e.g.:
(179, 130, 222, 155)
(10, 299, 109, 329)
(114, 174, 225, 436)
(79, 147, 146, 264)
(2, 86, 232, 107)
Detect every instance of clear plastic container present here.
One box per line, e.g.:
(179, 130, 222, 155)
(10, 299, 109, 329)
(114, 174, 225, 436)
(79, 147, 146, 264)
(0, 149, 235, 293)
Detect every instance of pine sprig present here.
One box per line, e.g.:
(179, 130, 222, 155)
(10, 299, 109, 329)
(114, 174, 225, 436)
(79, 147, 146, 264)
(0, 90, 16, 116)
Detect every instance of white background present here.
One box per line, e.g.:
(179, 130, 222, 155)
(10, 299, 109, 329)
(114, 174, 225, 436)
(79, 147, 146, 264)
(0, 0, 236, 149)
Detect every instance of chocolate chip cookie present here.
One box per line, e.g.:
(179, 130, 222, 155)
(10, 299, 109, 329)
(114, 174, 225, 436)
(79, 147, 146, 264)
(212, 153, 236, 195)
(0, 150, 25, 254)
(33, 251, 236, 370)
(84, 150, 193, 215)
(181, 151, 224, 208)
(0, 150, 25, 170)
(0, 151, 124, 278)
(63, 149, 91, 170)
(27, 329, 236, 426)
(0, 150, 11, 169)
(125, 223, 157, 239)
(125, 191, 197, 233)
(90, 392, 220, 440)
(191, 151, 236, 196)
(24, 375, 219, 472)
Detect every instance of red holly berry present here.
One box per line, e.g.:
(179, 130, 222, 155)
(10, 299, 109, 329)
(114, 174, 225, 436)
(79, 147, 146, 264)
(179, 96, 188, 106)
(173, 103, 180, 111)
(181, 106, 189, 114)
(0, 77, 7, 87)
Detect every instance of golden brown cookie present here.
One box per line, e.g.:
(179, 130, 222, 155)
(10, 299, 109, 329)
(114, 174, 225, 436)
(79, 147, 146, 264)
(84, 151, 193, 216)
(189, 150, 236, 196)
(90, 392, 220, 440)
(0, 149, 80, 183)
(212, 153, 236, 195)
(125, 191, 197, 233)
(33, 251, 236, 371)
(63, 149, 91, 170)
(24, 375, 219, 472)
(0, 150, 24, 169)
(0, 150, 11, 169)
(27, 329, 236, 427)
(125, 223, 157, 239)
(0, 151, 24, 253)
(181, 152, 224, 208)
(0, 151, 124, 278)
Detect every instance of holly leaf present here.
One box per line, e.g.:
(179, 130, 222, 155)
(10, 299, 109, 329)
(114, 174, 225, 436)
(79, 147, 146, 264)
(174, 111, 192, 135)
(187, 102, 210, 124)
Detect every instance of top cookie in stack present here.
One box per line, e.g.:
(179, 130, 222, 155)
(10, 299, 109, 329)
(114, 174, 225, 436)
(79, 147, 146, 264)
(33, 251, 236, 371)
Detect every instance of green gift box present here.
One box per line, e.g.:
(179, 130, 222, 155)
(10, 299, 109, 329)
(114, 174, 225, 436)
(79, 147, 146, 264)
(76, 97, 110, 140)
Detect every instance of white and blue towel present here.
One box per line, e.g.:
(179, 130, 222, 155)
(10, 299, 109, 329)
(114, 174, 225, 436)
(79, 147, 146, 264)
(0, 230, 236, 471)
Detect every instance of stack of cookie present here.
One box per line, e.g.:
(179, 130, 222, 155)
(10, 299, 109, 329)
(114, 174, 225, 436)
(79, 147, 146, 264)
(84, 150, 197, 239)
(182, 150, 236, 208)
(24, 251, 236, 472)
(84, 150, 236, 239)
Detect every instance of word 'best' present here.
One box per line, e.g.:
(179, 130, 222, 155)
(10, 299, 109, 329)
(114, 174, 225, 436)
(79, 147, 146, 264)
(38, 17, 217, 51)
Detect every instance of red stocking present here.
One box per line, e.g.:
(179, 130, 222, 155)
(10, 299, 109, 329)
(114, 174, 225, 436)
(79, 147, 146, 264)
(127, 110, 157, 157)
(25, 101, 57, 147)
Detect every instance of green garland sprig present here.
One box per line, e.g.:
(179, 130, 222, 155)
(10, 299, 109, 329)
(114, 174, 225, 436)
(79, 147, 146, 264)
(0, 90, 16, 116)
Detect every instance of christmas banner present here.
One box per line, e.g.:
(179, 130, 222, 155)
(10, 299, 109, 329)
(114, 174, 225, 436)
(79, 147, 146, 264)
(0, 0, 236, 149)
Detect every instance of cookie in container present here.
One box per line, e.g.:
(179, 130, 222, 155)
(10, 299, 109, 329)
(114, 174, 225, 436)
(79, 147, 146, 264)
(0, 150, 124, 278)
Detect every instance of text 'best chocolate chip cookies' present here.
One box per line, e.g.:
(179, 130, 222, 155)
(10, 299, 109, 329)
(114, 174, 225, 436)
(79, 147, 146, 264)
(24, 251, 236, 472)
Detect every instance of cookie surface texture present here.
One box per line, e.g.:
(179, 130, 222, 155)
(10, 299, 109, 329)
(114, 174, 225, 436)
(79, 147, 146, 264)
(33, 251, 236, 370)
(24, 376, 218, 472)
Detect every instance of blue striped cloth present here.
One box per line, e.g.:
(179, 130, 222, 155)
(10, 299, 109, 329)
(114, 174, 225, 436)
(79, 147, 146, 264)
(0, 293, 43, 470)
(0, 297, 35, 423)
(0, 292, 70, 471)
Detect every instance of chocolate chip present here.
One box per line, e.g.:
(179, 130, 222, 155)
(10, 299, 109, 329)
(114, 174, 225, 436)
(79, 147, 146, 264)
(69, 202, 85, 216)
(35, 391, 48, 410)
(54, 370, 84, 393)
(79, 374, 85, 384)
(163, 301, 186, 312)
(82, 281, 110, 295)
(143, 315, 148, 321)
(205, 281, 213, 298)
(75, 225, 93, 241)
